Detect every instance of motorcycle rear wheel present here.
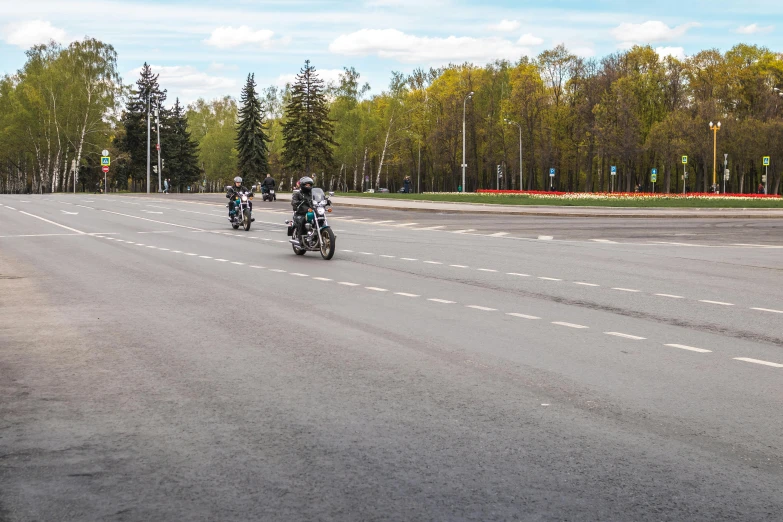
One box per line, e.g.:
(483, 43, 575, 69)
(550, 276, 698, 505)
(292, 230, 306, 256)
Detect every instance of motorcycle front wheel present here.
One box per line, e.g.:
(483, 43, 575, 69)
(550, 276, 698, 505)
(320, 228, 336, 260)
(243, 211, 251, 231)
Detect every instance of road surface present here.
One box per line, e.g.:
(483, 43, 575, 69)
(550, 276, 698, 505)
(1, 193, 781, 521)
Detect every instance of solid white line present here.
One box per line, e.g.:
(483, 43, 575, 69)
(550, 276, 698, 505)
(5, 206, 17, 210)
(339, 282, 359, 286)
(733, 357, 783, 368)
(0, 233, 84, 238)
(394, 292, 420, 297)
(507, 272, 531, 277)
(751, 307, 783, 314)
(450, 264, 468, 268)
(506, 313, 540, 320)
(665, 344, 712, 353)
(552, 321, 589, 329)
(365, 286, 388, 292)
(231, 262, 245, 265)
(428, 298, 455, 304)
(699, 300, 734, 306)
(401, 257, 418, 261)
(466, 305, 496, 311)
(269, 268, 286, 273)
(101, 209, 204, 231)
(574, 282, 599, 287)
(612, 288, 640, 293)
(655, 293, 684, 299)
(290, 273, 309, 277)
(312, 277, 332, 281)
(539, 277, 562, 281)
(423, 261, 442, 265)
(605, 332, 646, 340)
(478, 268, 497, 272)
(18, 211, 86, 234)
(453, 229, 475, 234)
(489, 232, 509, 237)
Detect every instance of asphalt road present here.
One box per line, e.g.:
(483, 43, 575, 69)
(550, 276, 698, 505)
(1, 193, 782, 521)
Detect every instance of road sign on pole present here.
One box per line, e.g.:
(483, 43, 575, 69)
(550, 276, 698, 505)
(610, 166, 617, 175)
(651, 168, 657, 183)
(682, 155, 688, 164)
(102, 165, 109, 173)
(101, 156, 110, 166)
(102, 149, 109, 157)
(763, 156, 770, 166)
(549, 168, 555, 177)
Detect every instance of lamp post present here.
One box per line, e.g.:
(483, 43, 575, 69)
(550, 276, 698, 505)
(462, 91, 473, 192)
(146, 90, 151, 194)
(504, 118, 523, 190)
(155, 105, 162, 193)
(709, 121, 721, 190)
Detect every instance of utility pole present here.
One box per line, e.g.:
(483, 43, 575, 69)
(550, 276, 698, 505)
(462, 91, 473, 193)
(146, 90, 151, 194)
(156, 104, 162, 193)
(505, 118, 523, 191)
(709, 121, 721, 191)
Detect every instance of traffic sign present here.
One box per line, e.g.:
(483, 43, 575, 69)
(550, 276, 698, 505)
(763, 156, 770, 166)
(102, 165, 109, 173)
(651, 168, 658, 183)
(651, 168, 658, 175)
(156, 144, 160, 151)
(102, 149, 109, 157)
(101, 156, 110, 166)
(610, 165, 617, 176)
(549, 168, 556, 177)
(682, 155, 688, 164)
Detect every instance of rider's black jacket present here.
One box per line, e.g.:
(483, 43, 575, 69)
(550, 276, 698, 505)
(261, 177, 276, 190)
(291, 190, 313, 215)
(226, 185, 250, 198)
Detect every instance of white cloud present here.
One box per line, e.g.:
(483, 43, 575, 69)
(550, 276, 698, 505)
(736, 24, 773, 35)
(611, 20, 699, 48)
(127, 65, 239, 105)
(2, 20, 68, 48)
(655, 46, 685, 60)
(274, 68, 345, 88)
(489, 19, 520, 32)
(329, 28, 533, 64)
(517, 33, 543, 46)
(204, 25, 275, 49)
(572, 47, 595, 58)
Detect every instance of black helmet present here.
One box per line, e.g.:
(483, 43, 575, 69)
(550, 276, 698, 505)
(299, 176, 313, 194)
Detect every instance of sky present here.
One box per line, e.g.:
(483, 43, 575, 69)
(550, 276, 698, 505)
(1, 0, 782, 105)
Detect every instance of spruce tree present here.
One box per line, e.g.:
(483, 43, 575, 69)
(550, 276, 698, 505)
(117, 63, 166, 189)
(162, 98, 200, 190)
(282, 60, 336, 177)
(236, 73, 270, 180)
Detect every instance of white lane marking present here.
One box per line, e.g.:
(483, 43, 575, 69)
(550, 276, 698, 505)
(374, 220, 395, 224)
(733, 357, 783, 368)
(507, 272, 531, 277)
(231, 262, 245, 265)
(269, 268, 286, 273)
(359, 252, 374, 255)
(552, 321, 589, 329)
(74, 205, 93, 209)
(466, 305, 496, 311)
(250, 265, 265, 268)
(290, 272, 309, 277)
(538, 235, 553, 240)
(18, 211, 86, 234)
(199, 255, 212, 259)
(146, 245, 157, 249)
(343, 249, 354, 252)
(261, 238, 271, 241)
(699, 300, 734, 306)
(137, 230, 176, 234)
(605, 332, 646, 340)
(339, 282, 359, 286)
(428, 298, 455, 304)
(751, 307, 783, 314)
(380, 255, 396, 258)
(418, 225, 445, 230)
(393, 222, 419, 227)
(591, 239, 617, 243)
(274, 240, 285, 243)
(574, 282, 599, 287)
(101, 209, 204, 231)
(423, 261, 442, 265)
(655, 293, 684, 299)
(214, 258, 228, 262)
(312, 277, 332, 281)
(349, 218, 369, 221)
(665, 344, 711, 353)
(489, 232, 509, 237)
(453, 229, 475, 234)
(539, 277, 562, 281)
(478, 268, 498, 273)
(0, 233, 86, 238)
(506, 313, 540, 320)
(394, 292, 420, 297)
(365, 287, 388, 292)
(185, 253, 197, 256)
(401, 257, 418, 261)
(4, 206, 17, 210)
(612, 287, 640, 293)
(135, 243, 146, 246)
(60, 210, 79, 215)
(140, 210, 163, 214)
(450, 264, 469, 268)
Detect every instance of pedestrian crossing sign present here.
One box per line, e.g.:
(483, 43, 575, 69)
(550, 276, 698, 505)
(763, 156, 770, 166)
(682, 156, 687, 164)
(101, 156, 110, 166)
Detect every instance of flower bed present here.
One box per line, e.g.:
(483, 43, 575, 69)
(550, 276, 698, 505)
(470, 190, 781, 200)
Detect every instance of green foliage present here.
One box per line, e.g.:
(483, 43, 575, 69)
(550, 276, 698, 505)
(236, 73, 270, 179)
(162, 98, 200, 189)
(187, 96, 238, 189)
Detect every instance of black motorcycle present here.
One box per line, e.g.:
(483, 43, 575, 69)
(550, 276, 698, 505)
(226, 188, 254, 231)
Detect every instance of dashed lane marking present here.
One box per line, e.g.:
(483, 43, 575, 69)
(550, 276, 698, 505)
(699, 300, 734, 306)
(214, 258, 228, 262)
(605, 332, 646, 340)
(478, 268, 498, 273)
(751, 307, 783, 314)
(552, 321, 589, 329)
(359, 252, 374, 255)
(339, 282, 359, 286)
(365, 287, 388, 292)
(380, 255, 396, 258)
(312, 277, 332, 281)
(231, 262, 245, 265)
(612, 288, 640, 293)
(466, 305, 497, 311)
(453, 229, 475, 234)
(393, 222, 419, 227)
(428, 298, 455, 304)
(574, 282, 599, 287)
(489, 232, 509, 237)
(394, 292, 420, 297)
(507, 273, 531, 277)
(199, 255, 212, 259)
(450, 264, 469, 268)
(665, 344, 711, 353)
(539, 277, 562, 281)
(374, 220, 395, 224)
(424, 261, 443, 265)
(733, 357, 783, 368)
(506, 313, 540, 320)
(401, 257, 418, 261)
(250, 265, 265, 268)
(185, 253, 197, 256)
(268, 268, 286, 273)
(656, 293, 684, 299)
(417, 225, 445, 230)
(290, 273, 309, 277)
(590, 239, 617, 243)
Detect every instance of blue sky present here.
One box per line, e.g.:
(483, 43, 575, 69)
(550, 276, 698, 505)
(1, 0, 782, 105)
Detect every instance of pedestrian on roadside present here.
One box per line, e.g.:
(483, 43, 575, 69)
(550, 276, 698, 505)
(757, 183, 765, 194)
(403, 176, 412, 193)
(163, 178, 169, 194)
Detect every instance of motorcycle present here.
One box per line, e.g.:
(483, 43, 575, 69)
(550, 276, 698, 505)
(226, 187, 254, 231)
(286, 188, 336, 260)
(262, 188, 276, 202)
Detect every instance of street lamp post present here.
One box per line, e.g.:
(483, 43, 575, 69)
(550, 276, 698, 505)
(462, 91, 473, 192)
(709, 121, 721, 191)
(146, 91, 151, 194)
(504, 118, 523, 191)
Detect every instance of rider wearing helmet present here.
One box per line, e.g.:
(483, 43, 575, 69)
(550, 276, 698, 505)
(226, 176, 249, 217)
(291, 176, 314, 244)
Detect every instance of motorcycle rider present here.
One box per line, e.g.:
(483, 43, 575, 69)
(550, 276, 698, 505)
(291, 176, 314, 244)
(261, 173, 276, 196)
(226, 176, 250, 218)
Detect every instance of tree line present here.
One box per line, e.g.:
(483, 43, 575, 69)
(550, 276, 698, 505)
(3, 39, 783, 195)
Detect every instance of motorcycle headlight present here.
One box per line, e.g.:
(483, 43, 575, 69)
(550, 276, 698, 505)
(241, 195, 248, 202)
(317, 207, 325, 215)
